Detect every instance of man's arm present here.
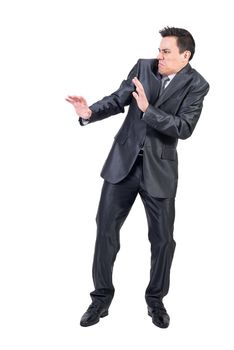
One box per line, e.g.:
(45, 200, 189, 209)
(142, 81, 209, 139)
(79, 60, 140, 126)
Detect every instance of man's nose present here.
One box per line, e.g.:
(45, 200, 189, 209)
(157, 52, 163, 60)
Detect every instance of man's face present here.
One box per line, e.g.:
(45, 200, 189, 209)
(157, 36, 189, 76)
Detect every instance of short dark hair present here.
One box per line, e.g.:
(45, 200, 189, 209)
(159, 26, 195, 60)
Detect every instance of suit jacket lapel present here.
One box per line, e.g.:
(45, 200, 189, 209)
(143, 60, 161, 105)
(145, 75, 161, 105)
(156, 64, 193, 107)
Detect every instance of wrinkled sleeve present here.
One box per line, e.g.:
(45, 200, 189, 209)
(79, 60, 140, 126)
(142, 81, 209, 139)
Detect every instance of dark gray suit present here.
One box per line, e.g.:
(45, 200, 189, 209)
(79, 59, 209, 307)
(81, 59, 209, 198)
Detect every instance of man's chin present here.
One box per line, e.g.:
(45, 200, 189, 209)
(158, 67, 165, 75)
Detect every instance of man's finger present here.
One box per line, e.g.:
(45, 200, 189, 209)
(68, 96, 82, 102)
(135, 85, 143, 94)
(132, 77, 144, 92)
(79, 96, 88, 105)
(132, 77, 142, 86)
(65, 98, 75, 104)
(132, 91, 138, 100)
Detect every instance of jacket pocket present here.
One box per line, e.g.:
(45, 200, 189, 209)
(161, 148, 177, 161)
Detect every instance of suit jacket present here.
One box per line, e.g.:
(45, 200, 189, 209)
(79, 59, 209, 198)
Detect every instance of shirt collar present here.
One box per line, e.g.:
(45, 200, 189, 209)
(167, 73, 176, 81)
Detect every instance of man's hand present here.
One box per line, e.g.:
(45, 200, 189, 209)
(65, 95, 92, 119)
(132, 77, 149, 113)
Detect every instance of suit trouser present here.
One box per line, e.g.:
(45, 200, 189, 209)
(90, 154, 176, 308)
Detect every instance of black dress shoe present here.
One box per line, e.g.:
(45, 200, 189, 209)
(80, 302, 109, 327)
(148, 303, 170, 328)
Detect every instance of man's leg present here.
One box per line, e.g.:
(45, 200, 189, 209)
(139, 190, 176, 307)
(90, 158, 142, 308)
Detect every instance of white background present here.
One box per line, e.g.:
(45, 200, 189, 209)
(0, 0, 233, 349)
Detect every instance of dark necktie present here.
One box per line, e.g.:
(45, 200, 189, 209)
(159, 76, 170, 96)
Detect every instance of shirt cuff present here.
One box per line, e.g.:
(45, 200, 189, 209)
(81, 118, 90, 125)
(79, 117, 91, 126)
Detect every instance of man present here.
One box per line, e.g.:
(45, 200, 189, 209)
(66, 27, 209, 328)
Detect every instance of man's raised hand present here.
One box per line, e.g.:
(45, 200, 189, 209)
(65, 95, 92, 119)
(132, 77, 149, 113)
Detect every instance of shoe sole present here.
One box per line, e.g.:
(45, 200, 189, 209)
(100, 310, 109, 318)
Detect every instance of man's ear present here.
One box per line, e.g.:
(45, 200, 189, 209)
(183, 50, 191, 61)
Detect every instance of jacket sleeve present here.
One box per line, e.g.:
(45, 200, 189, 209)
(79, 60, 140, 126)
(142, 80, 210, 140)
